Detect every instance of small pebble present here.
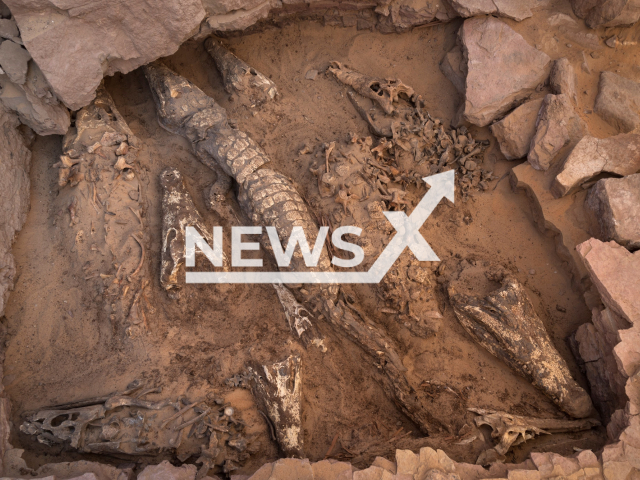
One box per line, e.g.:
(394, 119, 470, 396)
(529, 269, 536, 275)
(224, 406, 234, 417)
(305, 69, 318, 80)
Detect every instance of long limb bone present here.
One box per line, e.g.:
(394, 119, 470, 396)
(205, 38, 277, 104)
(448, 276, 593, 418)
(143, 62, 447, 434)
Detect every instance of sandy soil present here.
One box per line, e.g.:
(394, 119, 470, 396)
(6, 1, 638, 474)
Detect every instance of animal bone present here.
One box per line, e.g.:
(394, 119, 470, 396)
(272, 283, 326, 352)
(160, 167, 224, 290)
(329, 61, 415, 115)
(144, 62, 449, 434)
(470, 408, 599, 465)
(347, 90, 394, 137)
(205, 38, 277, 104)
(448, 276, 593, 418)
(56, 84, 148, 334)
(21, 389, 249, 463)
(248, 355, 303, 457)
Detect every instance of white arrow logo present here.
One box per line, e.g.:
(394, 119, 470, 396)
(186, 170, 454, 284)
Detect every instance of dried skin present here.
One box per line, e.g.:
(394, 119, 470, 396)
(272, 283, 326, 351)
(205, 38, 277, 104)
(20, 386, 250, 463)
(329, 61, 415, 115)
(160, 167, 226, 290)
(448, 277, 593, 418)
(144, 63, 447, 435)
(55, 84, 147, 334)
(249, 355, 303, 457)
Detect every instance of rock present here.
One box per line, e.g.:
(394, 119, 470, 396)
(396, 449, 419, 475)
(577, 238, 640, 325)
(507, 471, 541, 480)
(510, 163, 591, 286)
(552, 133, 640, 197)
(0, 1, 10, 18)
(137, 460, 197, 480)
(4, 0, 206, 110)
(353, 466, 388, 480)
(269, 458, 314, 479)
(585, 174, 640, 250)
(0, 60, 69, 135)
(305, 69, 318, 80)
(372, 457, 397, 474)
(205, 0, 274, 32)
(0, 17, 18, 39)
(0, 105, 30, 319)
(550, 58, 577, 104)
(35, 460, 130, 480)
(528, 93, 588, 171)
(447, 0, 536, 21)
(439, 45, 465, 95)
(490, 98, 543, 160)
(595, 71, 640, 133)
(0, 39, 30, 84)
(460, 16, 550, 127)
(574, 307, 629, 422)
(311, 459, 353, 480)
(571, 0, 640, 28)
(388, 0, 440, 31)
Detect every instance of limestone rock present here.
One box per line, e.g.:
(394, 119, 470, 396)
(0, 39, 30, 84)
(311, 459, 353, 480)
(571, 0, 640, 28)
(574, 307, 629, 422)
(577, 238, 640, 325)
(595, 71, 640, 133)
(528, 93, 588, 171)
(0, 61, 69, 135)
(205, 0, 275, 32)
(460, 16, 550, 127)
(448, 0, 537, 21)
(0, 105, 30, 318)
(0, 17, 18, 40)
(490, 98, 543, 160)
(4, 0, 206, 110)
(550, 58, 577, 104)
(138, 460, 197, 480)
(552, 133, 640, 197)
(440, 45, 465, 95)
(372, 457, 396, 474)
(35, 460, 130, 480)
(585, 174, 640, 250)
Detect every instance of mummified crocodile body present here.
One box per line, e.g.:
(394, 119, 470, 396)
(54, 84, 150, 337)
(143, 62, 448, 434)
